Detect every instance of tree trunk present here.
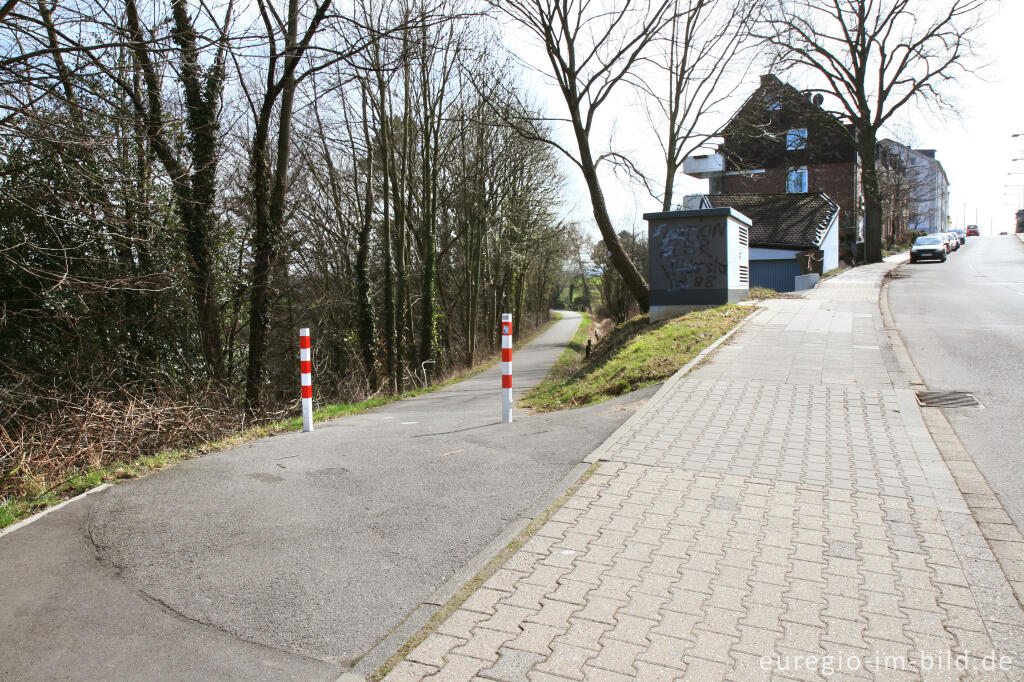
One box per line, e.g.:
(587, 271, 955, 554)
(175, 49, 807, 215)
(381, 136, 397, 394)
(245, 0, 301, 414)
(858, 131, 883, 263)
(570, 116, 650, 311)
(356, 124, 377, 390)
(122, 0, 227, 382)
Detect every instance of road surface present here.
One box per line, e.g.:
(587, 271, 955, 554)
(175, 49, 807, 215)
(888, 234, 1024, 533)
(0, 311, 658, 680)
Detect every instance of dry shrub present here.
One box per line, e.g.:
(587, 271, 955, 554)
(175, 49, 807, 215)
(0, 377, 248, 500)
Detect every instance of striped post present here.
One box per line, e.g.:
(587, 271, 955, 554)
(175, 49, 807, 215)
(501, 313, 513, 423)
(299, 328, 314, 433)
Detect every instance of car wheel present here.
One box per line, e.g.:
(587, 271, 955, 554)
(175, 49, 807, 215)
(940, 253, 946, 262)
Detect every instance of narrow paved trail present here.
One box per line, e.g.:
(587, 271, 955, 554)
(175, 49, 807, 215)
(0, 311, 658, 680)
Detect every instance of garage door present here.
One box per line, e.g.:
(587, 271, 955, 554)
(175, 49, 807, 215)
(750, 259, 802, 293)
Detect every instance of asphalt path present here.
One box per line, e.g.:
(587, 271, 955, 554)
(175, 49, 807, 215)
(888, 234, 1024, 533)
(0, 311, 659, 680)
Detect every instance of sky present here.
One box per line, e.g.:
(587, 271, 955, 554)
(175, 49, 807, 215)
(500, 0, 1024, 240)
(927, 0, 1024, 234)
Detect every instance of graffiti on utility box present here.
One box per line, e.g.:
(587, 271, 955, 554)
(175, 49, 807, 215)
(652, 221, 728, 290)
(643, 207, 751, 321)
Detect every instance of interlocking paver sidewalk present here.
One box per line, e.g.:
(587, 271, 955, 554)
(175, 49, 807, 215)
(385, 261, 1024, 681)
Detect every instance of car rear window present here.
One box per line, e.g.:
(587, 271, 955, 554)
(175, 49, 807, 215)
(915, 237, 941, 245)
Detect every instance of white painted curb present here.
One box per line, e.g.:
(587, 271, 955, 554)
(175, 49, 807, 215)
(0, 483, 111, 540)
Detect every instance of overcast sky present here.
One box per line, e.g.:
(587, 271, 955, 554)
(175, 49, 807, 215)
(502, 0, 1023, 240)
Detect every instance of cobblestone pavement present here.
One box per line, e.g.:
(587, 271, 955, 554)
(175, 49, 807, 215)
(385, 262, 1024, 681)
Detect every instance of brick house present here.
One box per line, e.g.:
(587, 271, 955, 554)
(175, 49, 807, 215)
(683, 74, 862, 255)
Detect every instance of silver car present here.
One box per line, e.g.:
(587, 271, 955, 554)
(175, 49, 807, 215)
(909, 235, 947, 263)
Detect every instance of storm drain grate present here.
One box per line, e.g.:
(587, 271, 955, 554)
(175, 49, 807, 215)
(916, 390, 984, 408)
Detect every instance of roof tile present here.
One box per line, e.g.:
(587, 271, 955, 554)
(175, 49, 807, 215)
(705, 193, 838, 248)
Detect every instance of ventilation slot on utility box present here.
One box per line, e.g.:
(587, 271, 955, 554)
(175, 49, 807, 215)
(915, 391, 983, 408)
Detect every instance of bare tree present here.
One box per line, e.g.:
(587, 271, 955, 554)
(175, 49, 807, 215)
(121, 0, 233, 381)
(629, 0, 763, 211)
(490, 0, 675, 313)
(877, 129, 938, 243)
(755, 0, 984, 262)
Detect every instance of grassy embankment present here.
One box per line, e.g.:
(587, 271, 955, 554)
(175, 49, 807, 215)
(521, 305, 752, 412)
(0, 314, 563, 530)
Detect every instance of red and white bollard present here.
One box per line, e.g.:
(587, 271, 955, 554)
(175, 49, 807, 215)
(299, 328, 314, 432)
(501, 313, 512, 423)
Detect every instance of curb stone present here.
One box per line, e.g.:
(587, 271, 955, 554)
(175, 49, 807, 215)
(880, 260, 1024, 610)
(369, 306, 761, 680)
(0, 484, 111, 540)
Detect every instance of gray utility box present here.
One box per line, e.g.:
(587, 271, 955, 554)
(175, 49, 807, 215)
(643, 207, 750, 322)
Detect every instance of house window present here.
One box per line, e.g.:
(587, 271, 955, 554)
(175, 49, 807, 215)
(786, 166, 808, 193)
(765, 96, 781, 111)
(786, 128, 807, 150)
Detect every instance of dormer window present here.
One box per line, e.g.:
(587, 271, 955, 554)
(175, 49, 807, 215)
(786, 128, 808, 150)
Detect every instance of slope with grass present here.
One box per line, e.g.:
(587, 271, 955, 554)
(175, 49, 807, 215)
(520, 305, 752, 412)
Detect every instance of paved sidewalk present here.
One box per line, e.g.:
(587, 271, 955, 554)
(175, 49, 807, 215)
(385, 261, 1024, 681)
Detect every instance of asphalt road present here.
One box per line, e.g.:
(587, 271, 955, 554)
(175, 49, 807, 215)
(888, 234, 1024, 533)
(0, 311, 658, 680)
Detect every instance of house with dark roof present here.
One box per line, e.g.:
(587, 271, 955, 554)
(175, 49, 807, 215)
(686, 192, 840, 292)
(683, 74, 861, 254)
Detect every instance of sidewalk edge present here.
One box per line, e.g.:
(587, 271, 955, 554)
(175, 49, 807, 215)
(361, 460, 601, 681)
(880, 267, 1024, 611)
(361, 306, 760, 680)
(584, 306, 763, 464)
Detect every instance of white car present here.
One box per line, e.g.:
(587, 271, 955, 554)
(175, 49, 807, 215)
(939, 233, 956, 252)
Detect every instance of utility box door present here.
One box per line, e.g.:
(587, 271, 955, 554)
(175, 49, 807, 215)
(643, 208, 750, 321)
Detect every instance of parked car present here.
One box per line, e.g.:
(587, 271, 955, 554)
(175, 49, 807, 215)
(944, 232, 959, 251)
(966, 225, 980, 237)
(910, 235, 947, 263)
(936, 233, 952, 252)
(949, 227, 966, 245)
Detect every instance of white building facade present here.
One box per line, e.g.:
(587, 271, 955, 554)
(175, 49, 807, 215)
(879, 140, 950, 234)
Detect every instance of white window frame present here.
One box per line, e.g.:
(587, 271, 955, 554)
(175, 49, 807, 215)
(786, 128, 808, 150)
(786, 166, 808, 193)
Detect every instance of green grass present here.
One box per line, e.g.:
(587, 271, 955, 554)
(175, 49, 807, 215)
(541, 312, 593, 381)
(520, 305, 752, 413)
(0, 313, 564, 531)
